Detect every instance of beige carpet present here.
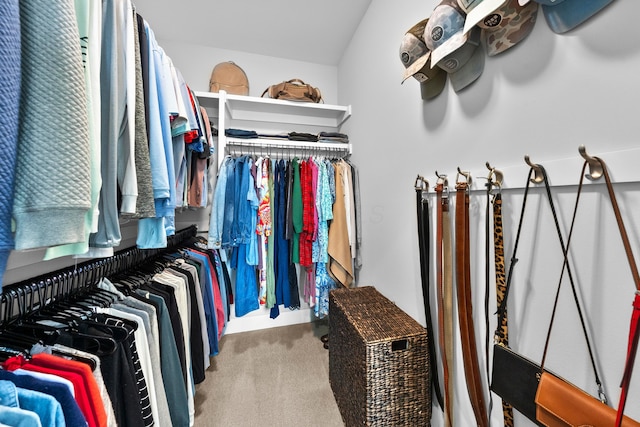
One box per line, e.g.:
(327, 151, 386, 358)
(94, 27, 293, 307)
(194, 321, 345, 426)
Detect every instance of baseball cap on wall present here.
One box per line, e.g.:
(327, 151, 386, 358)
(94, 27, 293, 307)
(458, 0, 538, 56)
(425, 0, 474, 69)
(399, 18, 447, 99)
(533, 0, 614, 34)
(435, 27, 485, 92)
(425, 0, 485, 92)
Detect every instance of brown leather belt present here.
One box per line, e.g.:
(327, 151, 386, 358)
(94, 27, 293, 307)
(598, 159, 640, 426)
(436, 181, 454, 427)
(455, 180, 489, 427)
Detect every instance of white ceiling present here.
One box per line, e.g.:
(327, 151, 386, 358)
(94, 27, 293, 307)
(132, 0, 372, 66)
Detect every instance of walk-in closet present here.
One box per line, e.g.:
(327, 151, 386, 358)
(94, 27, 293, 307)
(0, 1, 638, 426)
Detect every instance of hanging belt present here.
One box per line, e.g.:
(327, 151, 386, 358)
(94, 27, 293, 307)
(436, 181, 454, 427)
(490, 191, 514, 427)
(455, 180, 489, 427)
(415, 176, 444, 411)
(597, 159, 640, 427)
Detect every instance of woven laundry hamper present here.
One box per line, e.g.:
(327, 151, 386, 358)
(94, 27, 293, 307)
(328, 286, 431, 426)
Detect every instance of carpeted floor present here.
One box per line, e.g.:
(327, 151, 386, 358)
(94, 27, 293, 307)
(194, 321, 344, 426)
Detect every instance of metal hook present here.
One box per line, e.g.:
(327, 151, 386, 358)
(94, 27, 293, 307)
(485, 162, 504, 188)
(414, 174, 429, 191)
(578, 145, 603, 181)
(524, 155, 544, 184)
(456, 167, 472, 187)
(435, 170, 449, 185)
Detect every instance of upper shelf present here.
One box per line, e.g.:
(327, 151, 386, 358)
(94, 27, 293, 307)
(194, 90, 352, 128)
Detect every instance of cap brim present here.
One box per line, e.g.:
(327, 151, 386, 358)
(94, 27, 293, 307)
(430, 31, 469, 68)
(420, 68, 448, 100)
(541, 0, 613, 33)
(463, 0, 508, 34)
(519, 0, 532, 4)
(401, 52, 431, 83)
(449, 43, 485, 92)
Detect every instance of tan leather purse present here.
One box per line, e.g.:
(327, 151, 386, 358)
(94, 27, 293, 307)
(261, 79, 322, 103)
(536, 372, 640, 427)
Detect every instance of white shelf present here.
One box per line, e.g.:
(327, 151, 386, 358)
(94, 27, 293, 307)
(194, 91, 351, 128)
(195, 90, 353, 168)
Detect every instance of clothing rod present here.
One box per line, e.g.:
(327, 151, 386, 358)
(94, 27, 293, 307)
(226, 138, 352, 152)
(0, 224, 198, 326)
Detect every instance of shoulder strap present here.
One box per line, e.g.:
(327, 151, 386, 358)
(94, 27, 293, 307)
(538, 158, 639, 425)
(498, 164, 604, 396)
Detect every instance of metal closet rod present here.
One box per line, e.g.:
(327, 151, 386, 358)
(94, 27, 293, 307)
(0, 225, 199, 326)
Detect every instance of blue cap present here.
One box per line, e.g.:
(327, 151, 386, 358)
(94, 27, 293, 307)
(425, 0, 471, 68)
(534, 0, 614, 33)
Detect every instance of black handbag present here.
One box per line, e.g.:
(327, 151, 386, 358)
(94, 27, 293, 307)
(491, 344, 542, 424)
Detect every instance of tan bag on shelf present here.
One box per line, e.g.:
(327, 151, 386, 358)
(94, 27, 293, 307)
(261, 79, 323, 103)
(209, 61, 249, 95)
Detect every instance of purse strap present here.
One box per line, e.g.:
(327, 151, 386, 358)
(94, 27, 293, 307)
(414, 176, 444, 411)
(497, 163, 604, 398)
(539, 157, 640, 425)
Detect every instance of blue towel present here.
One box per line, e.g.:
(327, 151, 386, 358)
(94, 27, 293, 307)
(0, 0, 21, 285)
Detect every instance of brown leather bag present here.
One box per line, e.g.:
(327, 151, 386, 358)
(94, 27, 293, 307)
(261, 79, 323, 103)
(535, 372, 640, 427)
(209, 61, 249, 95)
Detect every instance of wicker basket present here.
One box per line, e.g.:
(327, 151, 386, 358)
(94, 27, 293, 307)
(329, 286, 431, 426)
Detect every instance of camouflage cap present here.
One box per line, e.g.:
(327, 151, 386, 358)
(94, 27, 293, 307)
(399, 18, 448, 99)
(424, 0, 471, 69)
(533, 0, 613, 34)
(400, 19, 431, 83)
(483, 0, 539, 56)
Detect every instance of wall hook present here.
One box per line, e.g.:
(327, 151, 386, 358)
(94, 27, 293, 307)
(524, 155, 544, 184)
(456, 166, 472, 186)
(414, 174, 429, 191)
(578, 145, 603, 181)
(485, 161, 504, 188)
(434, 171, 450, 197)
(435, 170, 448, 186)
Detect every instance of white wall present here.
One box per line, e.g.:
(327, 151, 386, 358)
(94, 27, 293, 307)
(339, 1, 640, 425)
(157, 40, 339, 103)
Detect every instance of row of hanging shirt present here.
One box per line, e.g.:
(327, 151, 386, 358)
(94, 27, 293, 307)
(208, 154, 361, 319)
(0, 239, 229, 427)
(0, 0, 214, 287)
